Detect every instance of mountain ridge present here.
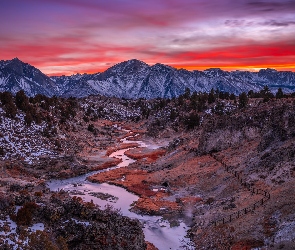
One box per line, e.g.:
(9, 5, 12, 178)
(1, 58, 295, 98)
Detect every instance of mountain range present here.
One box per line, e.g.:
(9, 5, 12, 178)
(1, 58, 295, 98)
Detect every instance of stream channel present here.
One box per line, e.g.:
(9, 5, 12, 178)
(47, 131, 191, 250)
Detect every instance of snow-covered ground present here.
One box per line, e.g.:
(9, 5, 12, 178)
(0, 108, 57, 164)
(0, 214, 45, 249)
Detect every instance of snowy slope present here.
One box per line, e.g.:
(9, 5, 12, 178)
(0, 58, 59, 97)
(0, 108, 57, 164)
(52, 60, 295, 98)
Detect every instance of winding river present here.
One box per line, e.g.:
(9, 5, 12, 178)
(47, 132, 191, 250)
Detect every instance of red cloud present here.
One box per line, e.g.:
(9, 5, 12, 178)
(1, 33, 295, 75)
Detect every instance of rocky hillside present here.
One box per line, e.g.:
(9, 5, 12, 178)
(1, 58, 295, 98)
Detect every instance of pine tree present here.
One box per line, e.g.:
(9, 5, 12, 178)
(238, 92, 248, 108)
(15, 90, 30, 111)
(25, 111, 33, 126)
(4, 101, 17, 118)
(184, 112, 200, 129)
(208, 88, 215, 104)
(183, 87, 191, 99)
(229, 93, 236, 101)
(261, 85, 274, 102)
(0, 91, 13, 105)
(276, 88, 284, 99)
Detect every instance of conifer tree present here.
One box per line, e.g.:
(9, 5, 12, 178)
(208, 88, 215, 104)
(238, 92, 248, 108)
(276, 88, 284, 99)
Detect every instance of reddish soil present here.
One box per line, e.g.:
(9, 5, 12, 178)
(91, 157, 122, 171)
(134, 196, 181, 215)
(231, 239, 264, 250)
(146, 242, 158, 250)
(125, 148, 166, 162)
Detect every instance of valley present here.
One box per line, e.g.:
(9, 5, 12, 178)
(1, 90, 295, 249)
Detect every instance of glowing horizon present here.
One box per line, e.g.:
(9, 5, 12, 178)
(1, 0, 295, 76)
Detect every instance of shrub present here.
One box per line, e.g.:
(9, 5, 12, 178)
(0, 193, 13, 210)
(25, 111, 33, 126)
(0, 147, 4, 156)
(34, 191, 43, 197)
(4, 101, 17, 118)
(0, 91, 13, 105)
(14, 201, 39, 226)
(184, 112, 200, 130)
(83, 116, 89, 122)
(88, 124, 95, 132)
(15, 90, 30, 111)
(27, 231, 59, 250)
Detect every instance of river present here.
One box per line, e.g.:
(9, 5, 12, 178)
(47, 132, 192, 250)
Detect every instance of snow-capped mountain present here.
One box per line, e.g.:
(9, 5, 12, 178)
(0, 58, 59, 96)
(1, 58, 295, 98)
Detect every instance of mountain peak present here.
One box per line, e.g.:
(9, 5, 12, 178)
(259, 68, 277, 73)
(12, 57, 21, 62)
(127, 58, 145, 64)
(151, 63, 174, 71)
(204, 68, 223, 72)
(106, 59, 149, 75)
(124, 59, 149, 67)
(6, 57, 26, 75)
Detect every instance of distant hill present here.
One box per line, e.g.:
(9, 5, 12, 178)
(1, 58, 295, 98)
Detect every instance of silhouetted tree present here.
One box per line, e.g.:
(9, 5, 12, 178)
(88, 124, 95, 132)
(229, 93, 236, 101)
(184, 112, 200, 129)
(25, 111, 33, 126)
(261, 85, 274, 102)
(276, 88, 284, 99)
(213, 101, 225, 115)
(208, 88, 216, 104)
(219, 91, 229, 100)
(197, 93, 208, 112)
(238, 92, 248, 108)
(15, 90, 30, 111)
(169, 109, 177, 120)
(178, 95, 184, 106)
(0, 147, 4, 156)
(4, 101, 17, 118)
(248, 90, 254, 98)
(183, 87, 191, 99)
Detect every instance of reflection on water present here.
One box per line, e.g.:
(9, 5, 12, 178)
(47, 134, 192, 250)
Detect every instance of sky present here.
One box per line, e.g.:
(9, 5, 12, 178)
(0, 0, 295, 75)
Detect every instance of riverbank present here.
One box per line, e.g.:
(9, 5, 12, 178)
(46, 129, 193, 250)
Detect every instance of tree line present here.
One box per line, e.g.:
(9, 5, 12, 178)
(0, 90, 78, 126)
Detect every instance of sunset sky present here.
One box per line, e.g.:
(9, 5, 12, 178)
(1, 0, 295, 75)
